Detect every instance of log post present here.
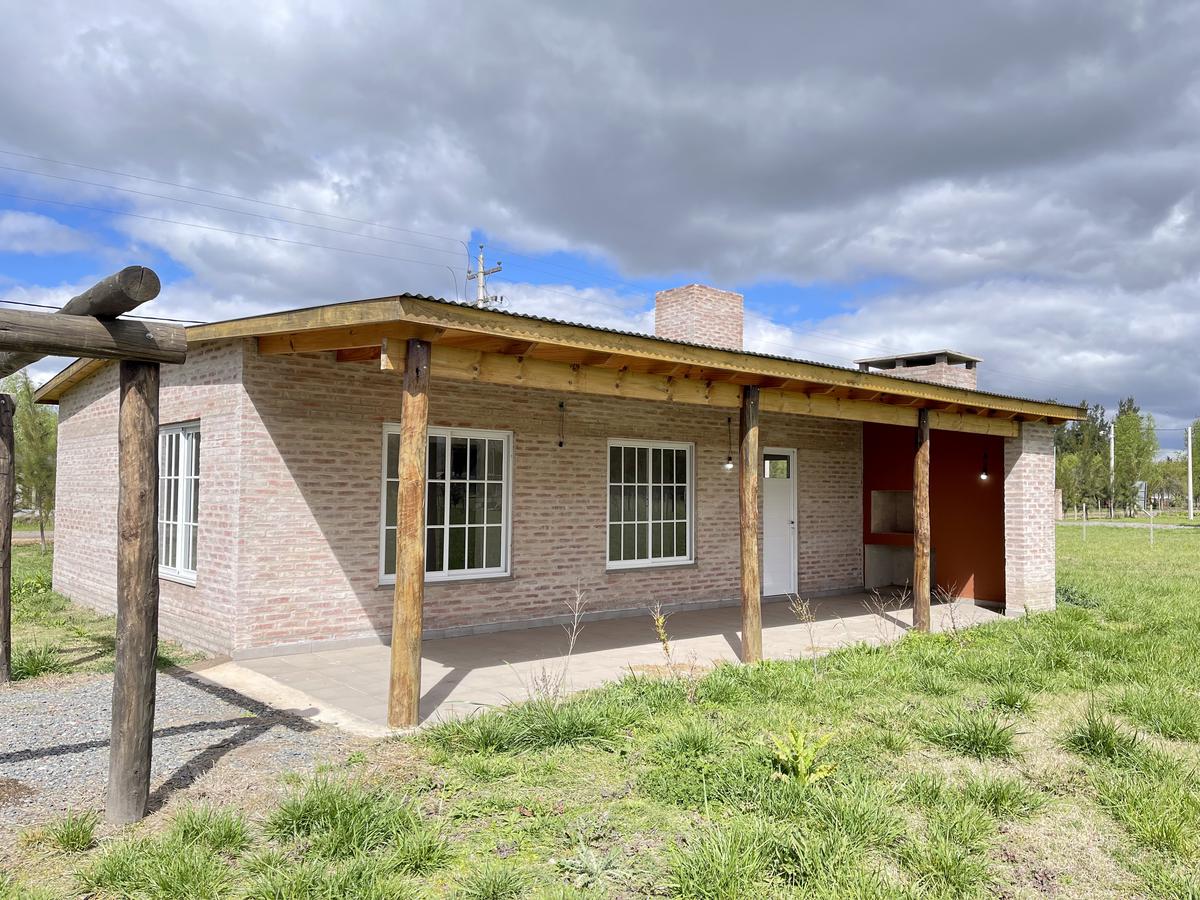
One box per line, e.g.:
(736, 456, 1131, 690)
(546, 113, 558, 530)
(739, 385, 763, 663)
(106, 361, 161, 824)
(387, 339, 430, 728)
(913, 408, 931, 632)
(0, 395, 14, 684)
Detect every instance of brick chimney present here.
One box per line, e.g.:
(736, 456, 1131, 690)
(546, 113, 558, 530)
(654, 284, 744, 350)
(855, 350, 981, 390)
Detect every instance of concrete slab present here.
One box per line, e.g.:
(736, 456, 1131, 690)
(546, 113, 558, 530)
(199, 593, 1002, 731)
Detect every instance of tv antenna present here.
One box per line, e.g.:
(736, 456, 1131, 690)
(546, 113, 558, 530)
(466, 243, 504, 307)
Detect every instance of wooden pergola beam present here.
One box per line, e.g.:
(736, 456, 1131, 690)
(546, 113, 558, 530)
(0, 397, 12, 684)
(387, 339, 431, 729)
(0, 309, 185, 365)
(107, 360, 161, 823)
(739, 386, 763, 663)
(912, 409, 931, 633)
(0, 265, 162, 379)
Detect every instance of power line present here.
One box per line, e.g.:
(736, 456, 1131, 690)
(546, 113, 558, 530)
(0, 297, 203, 324)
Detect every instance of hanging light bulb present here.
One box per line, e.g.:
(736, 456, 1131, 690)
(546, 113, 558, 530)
(980, 451, 989, 481)
(724, 416, 735, 470)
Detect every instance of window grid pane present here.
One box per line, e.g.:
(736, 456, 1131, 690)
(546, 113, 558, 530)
(383, 427, 508, 579)
(607, 442, 690, 565)
(158, 425, 199, 578)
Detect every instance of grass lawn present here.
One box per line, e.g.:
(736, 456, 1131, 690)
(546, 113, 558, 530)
(4, 526, 1200, 898)
(5, 546, 195, 681)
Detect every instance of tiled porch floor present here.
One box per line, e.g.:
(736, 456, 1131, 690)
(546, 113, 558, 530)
(200, 594, 1003, 733)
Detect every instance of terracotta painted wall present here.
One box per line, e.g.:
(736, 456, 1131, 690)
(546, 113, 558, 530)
(862, 422, 1005, 602)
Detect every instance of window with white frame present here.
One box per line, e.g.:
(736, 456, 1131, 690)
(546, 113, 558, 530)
(158, 422, 200, 582)
(607, 440, 693, 568)
(381, 425, 512, 582)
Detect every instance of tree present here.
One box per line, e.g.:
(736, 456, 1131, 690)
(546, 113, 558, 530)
(1112, 402, 1157, 514)
(2, 372, 57, 552)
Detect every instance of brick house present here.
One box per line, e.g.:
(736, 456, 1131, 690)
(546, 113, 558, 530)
(37, 285, 1079, 721)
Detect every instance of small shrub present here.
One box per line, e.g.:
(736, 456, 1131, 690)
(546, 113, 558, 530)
(455, 862, 531, 900)
(764, 724, 835, 785)
(169, 804, 250, 855)
(1114, 686, 1200, 741)
(1063, 706, 1141, 763)
(10, 645, 63, 681)
(668, 824, 769, 899)
(920, 708, 1017, 760)
(33, 809, 99, 852)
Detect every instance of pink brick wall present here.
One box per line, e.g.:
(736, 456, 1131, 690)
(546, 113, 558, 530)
(887, 362, 977, 390)
(1002, 421, 1056, 615)
(236, 346, 864, 652)
(53, 342, 245, 654)
(51, 339, 865, 656)
(654, 284, 744, 350)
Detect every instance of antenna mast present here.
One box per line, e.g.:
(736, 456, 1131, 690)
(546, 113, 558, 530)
(466, 243, 503, 307)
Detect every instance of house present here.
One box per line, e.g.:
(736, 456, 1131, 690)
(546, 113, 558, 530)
(36, 285, 1081, 722)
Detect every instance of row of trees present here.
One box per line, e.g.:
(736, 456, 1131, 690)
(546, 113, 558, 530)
(1, 371, 57, 550)
(1055, 396, 1198, 515)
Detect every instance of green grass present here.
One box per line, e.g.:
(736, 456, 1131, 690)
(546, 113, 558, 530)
(8, 545, 197, 679)
(8, 526, 1200, 897)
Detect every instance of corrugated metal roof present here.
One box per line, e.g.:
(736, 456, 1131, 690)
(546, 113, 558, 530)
(410, 294, 1074, 409)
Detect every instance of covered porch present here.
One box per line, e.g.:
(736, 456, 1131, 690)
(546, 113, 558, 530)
(207, 592, 1003, 732)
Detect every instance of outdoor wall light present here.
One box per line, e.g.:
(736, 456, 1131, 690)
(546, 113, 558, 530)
(724, 416, 735, 470)
(980, 452, 989, 481)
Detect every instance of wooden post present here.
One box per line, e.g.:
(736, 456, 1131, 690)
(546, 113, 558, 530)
(913, 408, 931, 632)
(0, 395, 14, 684)
(106, 361, 161, 824)
(387, 339, 430, 728)
(739, 385, 763, 663)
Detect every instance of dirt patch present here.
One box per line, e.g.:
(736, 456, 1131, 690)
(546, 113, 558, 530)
(0, 778, 35, 808)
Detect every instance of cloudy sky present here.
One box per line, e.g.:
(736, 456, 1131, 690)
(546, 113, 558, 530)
(1, 1, 1197, 449)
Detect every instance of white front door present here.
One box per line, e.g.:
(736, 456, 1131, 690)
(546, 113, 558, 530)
(762, 448, 797, 597)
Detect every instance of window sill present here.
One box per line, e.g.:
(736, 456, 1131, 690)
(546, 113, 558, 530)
(606, 560, 696, 573)
(378, 571, 514, 588)
(159, 570, 197, 587)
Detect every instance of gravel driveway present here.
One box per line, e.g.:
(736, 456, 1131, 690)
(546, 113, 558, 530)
(0, 667, 363, 831)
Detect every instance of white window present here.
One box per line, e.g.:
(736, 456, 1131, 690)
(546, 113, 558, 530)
(380, 425, 512, 583)
(607, 439, 693, 569)
(158, 422, 200, 583)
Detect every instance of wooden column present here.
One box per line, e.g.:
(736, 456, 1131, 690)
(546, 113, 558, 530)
(913, 408, 931, 632)
(739, 386, 763, 663)
(107, 361, 160, 824)
(387, 339, 430, 728)
(0, 395, 14, 684)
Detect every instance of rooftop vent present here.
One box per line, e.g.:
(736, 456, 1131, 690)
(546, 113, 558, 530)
(855, 350, 981, 390)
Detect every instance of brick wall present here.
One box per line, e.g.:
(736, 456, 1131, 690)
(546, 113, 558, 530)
(235, 346, 864, 652)
(886, 362, 977, 390)
(52, 342, 245, 654)
(654, 284, 744, 350)
(1002, 421, 1056, 615)
(51, 339, 866, 656)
